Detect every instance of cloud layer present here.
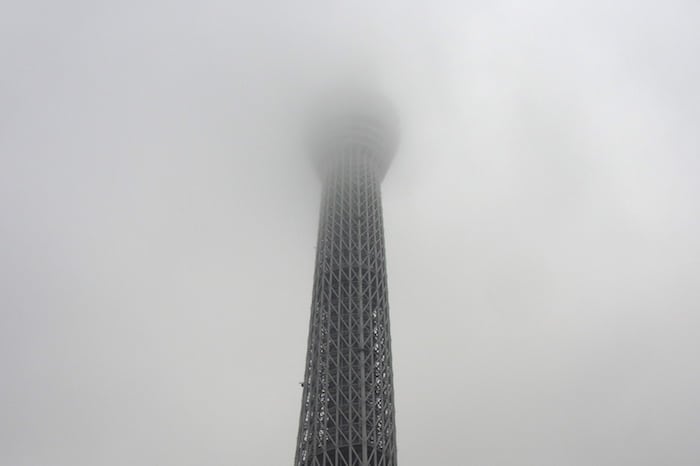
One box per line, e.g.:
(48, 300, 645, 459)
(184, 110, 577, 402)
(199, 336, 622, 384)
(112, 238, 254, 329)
(2, 1, 699, 465)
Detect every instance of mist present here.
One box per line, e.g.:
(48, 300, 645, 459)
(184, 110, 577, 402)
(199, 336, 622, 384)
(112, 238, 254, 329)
(2, 1, 699, 465)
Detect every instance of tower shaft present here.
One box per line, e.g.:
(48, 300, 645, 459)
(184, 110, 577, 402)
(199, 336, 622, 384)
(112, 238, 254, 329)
(295, 146, 397, 466)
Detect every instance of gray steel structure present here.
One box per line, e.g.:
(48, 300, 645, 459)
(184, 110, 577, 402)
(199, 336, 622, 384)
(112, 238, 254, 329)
(294, 95, 399, 466)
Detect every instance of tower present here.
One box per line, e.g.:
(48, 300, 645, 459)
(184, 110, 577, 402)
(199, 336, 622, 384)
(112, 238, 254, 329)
(294, 93, 399, 466)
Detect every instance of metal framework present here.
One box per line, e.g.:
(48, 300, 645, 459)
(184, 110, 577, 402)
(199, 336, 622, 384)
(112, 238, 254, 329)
(294, 97, 399, 466)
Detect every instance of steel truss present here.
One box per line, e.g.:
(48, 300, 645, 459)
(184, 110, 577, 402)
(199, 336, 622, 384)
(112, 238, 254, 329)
(294, 143, 398, 466)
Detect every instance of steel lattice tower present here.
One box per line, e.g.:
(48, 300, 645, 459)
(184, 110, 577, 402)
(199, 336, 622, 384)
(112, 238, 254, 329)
(294, 94, 399, 466)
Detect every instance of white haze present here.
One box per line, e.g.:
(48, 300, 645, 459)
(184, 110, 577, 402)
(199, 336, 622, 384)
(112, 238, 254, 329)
(1, 1, 699, 465)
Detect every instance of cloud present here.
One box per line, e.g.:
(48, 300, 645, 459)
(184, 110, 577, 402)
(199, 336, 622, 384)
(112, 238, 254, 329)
(1, 1, 699, 465)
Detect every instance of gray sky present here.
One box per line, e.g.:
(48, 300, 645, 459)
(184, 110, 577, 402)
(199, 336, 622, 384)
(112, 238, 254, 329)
(2, 1, 700, 465)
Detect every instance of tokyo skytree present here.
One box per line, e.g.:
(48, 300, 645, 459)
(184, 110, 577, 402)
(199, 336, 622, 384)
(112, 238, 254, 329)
(294, 93, 399, 466)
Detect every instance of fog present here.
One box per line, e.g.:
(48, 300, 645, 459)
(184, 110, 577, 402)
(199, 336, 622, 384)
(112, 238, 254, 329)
(2, 1, 699, 465)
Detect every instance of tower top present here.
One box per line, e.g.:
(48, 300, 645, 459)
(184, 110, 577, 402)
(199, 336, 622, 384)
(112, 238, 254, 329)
(309, 91, 399, 180)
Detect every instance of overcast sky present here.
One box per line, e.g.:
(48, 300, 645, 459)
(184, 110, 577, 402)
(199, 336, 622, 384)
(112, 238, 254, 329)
(2, 1, 700, 465)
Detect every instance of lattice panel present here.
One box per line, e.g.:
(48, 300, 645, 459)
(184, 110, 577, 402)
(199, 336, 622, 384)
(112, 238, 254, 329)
(294, 143, 398, 466)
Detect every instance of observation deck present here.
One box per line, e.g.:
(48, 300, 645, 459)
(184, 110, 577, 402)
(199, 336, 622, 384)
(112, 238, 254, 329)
(309, 92, 399, 181)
